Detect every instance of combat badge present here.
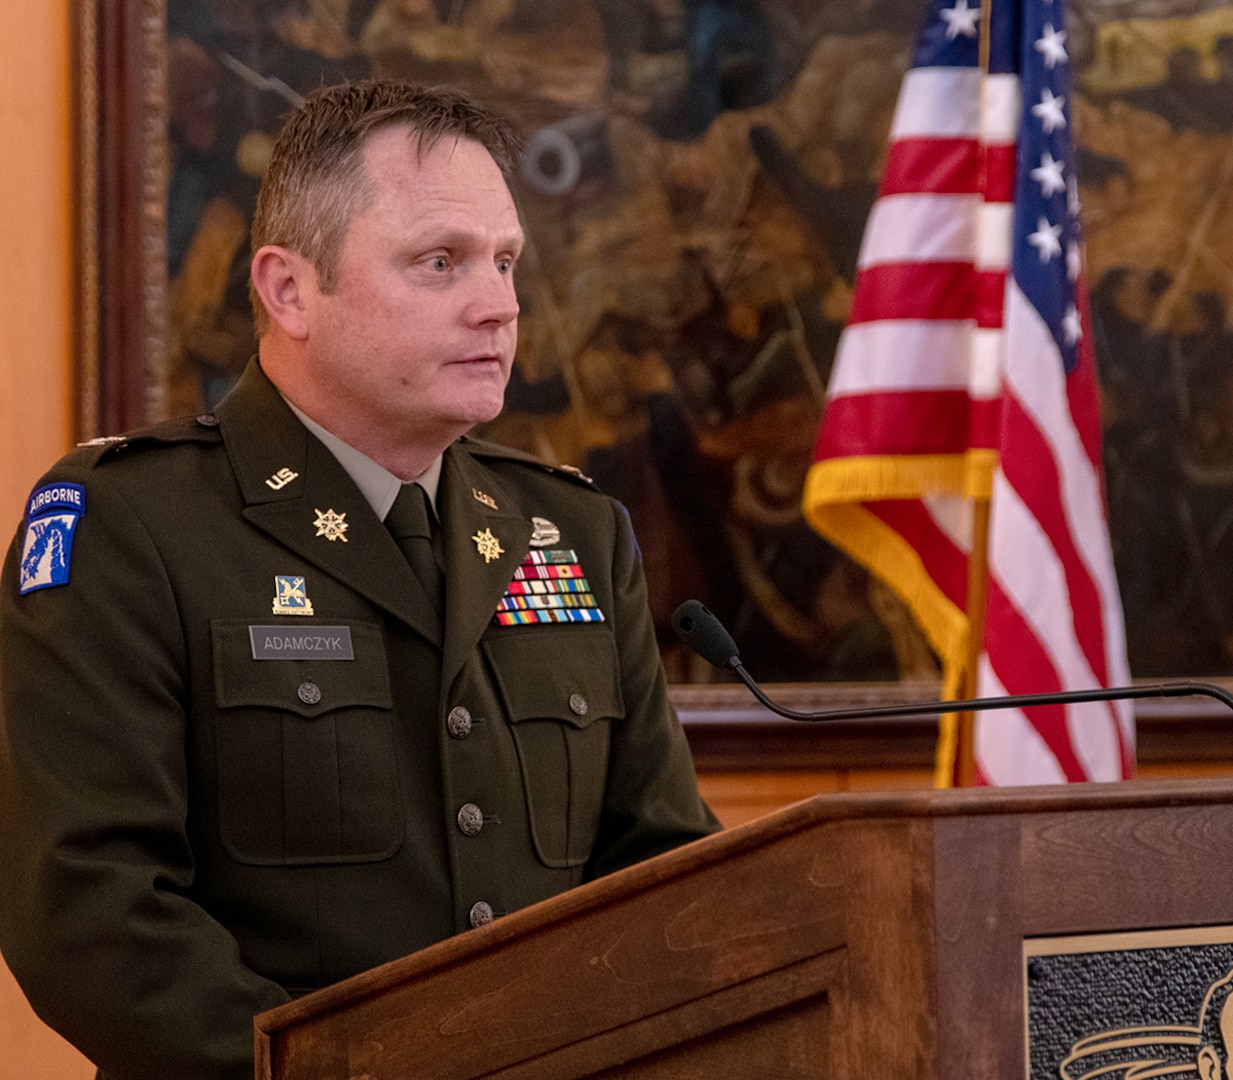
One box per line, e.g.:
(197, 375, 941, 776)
(272, 575, 314, 616)
(313, 508, 349, 542)
(19, 483, 86, 595)
(529, 517, 561, 548)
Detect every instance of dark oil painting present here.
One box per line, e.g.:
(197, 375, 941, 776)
(154, 0, 1233, 684)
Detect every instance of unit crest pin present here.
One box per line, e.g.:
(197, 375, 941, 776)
(272, 575, 314, 616)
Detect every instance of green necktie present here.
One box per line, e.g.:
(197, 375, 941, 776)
(385, 483, 444, 619)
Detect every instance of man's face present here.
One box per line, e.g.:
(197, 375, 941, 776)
(296, 126, 523, 454)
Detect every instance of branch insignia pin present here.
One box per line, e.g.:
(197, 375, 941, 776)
(472, 528, 504, 563)
(313, 508, 349, 542)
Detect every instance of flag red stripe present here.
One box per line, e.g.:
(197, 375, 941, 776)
(876, 135, 1014, 201)
(982, 580, 1091, 781)
(870, 499, 969, 610)
(984, 144, 1017, 203)
(977, 269, 1008, 328)
(814, 390, 973, 458)
(1065, 309, 1105, 472)
(999, 395, 1111, 688)
(816, 382, 1001, 456)
(848, 263, 975, 324)
(880, 137, 980, 195)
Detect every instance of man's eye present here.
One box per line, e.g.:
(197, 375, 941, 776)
(429, 256, 449, 271)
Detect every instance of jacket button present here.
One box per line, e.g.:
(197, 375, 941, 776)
(469, 901, 494, 928)
(569, 693, 588, 717)
(457, 803, 484, 836)
(297, 681, 322, 705)
(447, 706, 473, 739)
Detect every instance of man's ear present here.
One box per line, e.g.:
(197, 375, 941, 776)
(250, 245, 314, 340)
(1198, 1046, 1222, 1080)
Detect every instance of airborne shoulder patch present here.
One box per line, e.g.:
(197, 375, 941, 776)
(19, 483, 86, 595)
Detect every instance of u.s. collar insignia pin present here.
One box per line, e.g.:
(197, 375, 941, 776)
(313, 508, 349, 542)
(266, 467, 299, 491)
(471, 488, 498, 509)
(530, 517, 561, 547)
(472, 528, 505, 563)
(272, 575, 314, 616)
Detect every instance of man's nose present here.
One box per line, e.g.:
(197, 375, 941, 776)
(468, 264, 520, 327)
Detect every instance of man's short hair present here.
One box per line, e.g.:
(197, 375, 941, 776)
(249, 79, 523, 332)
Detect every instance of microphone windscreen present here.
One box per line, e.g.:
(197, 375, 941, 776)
(672, 600, 741, 670)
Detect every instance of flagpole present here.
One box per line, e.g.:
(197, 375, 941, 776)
(951, 0, 1000, 788)
(954, 494, 990, 785)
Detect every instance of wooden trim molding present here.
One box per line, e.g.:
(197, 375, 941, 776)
(76, 0, 169, 439)
(672, 682, 1233, 775)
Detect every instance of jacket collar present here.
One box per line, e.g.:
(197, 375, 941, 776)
(213, 360, 532, 669)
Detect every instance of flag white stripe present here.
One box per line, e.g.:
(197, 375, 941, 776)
(989, 471, 1101, 694)
(981, 73, 1022, 143)
(1002, 285, 1131, 685)
(889, 68, 982, 139)
(858, 193, 982, 269)
(829, 321, 973, 394)
(1066, 699, 1129, 782)
(974, 661, 1067, 785)
(924, 492, 974, 554)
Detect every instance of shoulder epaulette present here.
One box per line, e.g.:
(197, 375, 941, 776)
(459, 435, 598, 489)
(71, 413, 224, 467)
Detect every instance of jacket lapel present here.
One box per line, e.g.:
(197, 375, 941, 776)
(437, 444, 531, 687)
(214, 361, 442, 646)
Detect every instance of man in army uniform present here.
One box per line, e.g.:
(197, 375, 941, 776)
(0, 81, 718, 1080)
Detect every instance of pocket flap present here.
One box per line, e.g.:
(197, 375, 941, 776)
(483, 628, 625, 727)
(212, 619, 392, 717)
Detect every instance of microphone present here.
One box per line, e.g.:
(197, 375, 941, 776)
(671, 598, 1233, 721)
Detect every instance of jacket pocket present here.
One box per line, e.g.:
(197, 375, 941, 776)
(211, 619, 401, 865)
(483, 629, 624, 868)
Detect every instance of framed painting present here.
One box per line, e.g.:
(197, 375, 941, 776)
(73, 0, 1233, 687)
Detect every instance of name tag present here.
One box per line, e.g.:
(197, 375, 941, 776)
(249, 625, 355, 660)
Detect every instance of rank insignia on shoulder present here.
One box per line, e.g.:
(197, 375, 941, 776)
(272, 575, 314, 616)
(19, 483, 86, 595)
(557, 464, 593, 484)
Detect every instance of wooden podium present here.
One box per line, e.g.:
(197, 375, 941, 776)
(254, 779, 1233, 1078)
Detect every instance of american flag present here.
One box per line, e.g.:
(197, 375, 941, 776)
(802, 0, 1134, 784)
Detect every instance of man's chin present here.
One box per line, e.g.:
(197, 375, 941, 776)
(441, 395, 505, 433)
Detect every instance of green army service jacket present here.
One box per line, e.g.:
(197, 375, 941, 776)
(0, 360, 719, 1080)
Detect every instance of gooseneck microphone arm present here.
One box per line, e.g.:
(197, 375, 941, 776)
(671, 599, 1233, 722)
